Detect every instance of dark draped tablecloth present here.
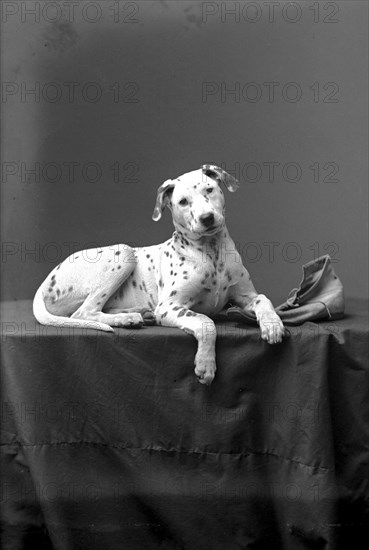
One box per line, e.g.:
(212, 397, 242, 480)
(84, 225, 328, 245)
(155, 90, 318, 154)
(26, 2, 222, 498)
(1, 298, 368, 550)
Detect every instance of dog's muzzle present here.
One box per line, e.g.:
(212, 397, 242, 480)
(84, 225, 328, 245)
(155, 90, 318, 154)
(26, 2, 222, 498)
(199, 213, 215, 228)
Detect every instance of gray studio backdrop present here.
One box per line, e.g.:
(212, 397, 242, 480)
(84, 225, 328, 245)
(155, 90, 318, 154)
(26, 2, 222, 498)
(1, 0, 368, 302)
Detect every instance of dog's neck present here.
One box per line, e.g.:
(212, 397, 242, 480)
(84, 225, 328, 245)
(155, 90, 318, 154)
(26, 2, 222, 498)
(172, 226, 233, 256)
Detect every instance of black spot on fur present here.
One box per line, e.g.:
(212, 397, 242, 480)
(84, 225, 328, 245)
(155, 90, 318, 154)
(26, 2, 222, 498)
(172, 306, 181, 311)
(48, 287, 52, 293)
(177, 309, 186, 317)
(142, 281, 147, 292)
(161, 311, 168, 318)
(115, 251, 121, 256)
(132, 280, 137, 287)
(256, 299, 261, 305)
(159, 279, 163, 287)
(146, 254, 150, 258)
(97, 301, 101, 305)
(118, 265, 122, 270)
(102, 293, 107, 297)
(50, 279, 56, 287)
(170, 290, 177, 297)
(68, 286, 73, 292)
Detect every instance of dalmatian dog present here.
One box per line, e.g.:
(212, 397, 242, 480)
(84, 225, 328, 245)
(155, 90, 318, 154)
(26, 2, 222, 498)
(33, 165, 284, 384)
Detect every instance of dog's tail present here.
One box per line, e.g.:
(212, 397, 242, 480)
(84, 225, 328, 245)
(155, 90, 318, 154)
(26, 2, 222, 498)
(32, 286, 114, 332)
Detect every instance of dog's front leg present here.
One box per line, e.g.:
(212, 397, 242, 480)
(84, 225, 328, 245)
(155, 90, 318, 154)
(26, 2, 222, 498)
(229, 274, 285, 344)
(247, 293, 285, 344)
(155, 303, 217, 385)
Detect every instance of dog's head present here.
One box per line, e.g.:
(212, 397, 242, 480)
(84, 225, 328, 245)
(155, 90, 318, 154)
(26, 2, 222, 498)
(152, 165, 239, 239)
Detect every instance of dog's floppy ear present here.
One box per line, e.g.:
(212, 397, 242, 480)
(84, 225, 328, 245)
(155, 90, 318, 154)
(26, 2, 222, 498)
(152, 179, 176, 221)
(201, 164, 239, 192)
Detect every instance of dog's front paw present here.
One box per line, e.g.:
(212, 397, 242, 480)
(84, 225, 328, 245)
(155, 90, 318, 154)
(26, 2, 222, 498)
(259, 313, 285, 344)
(194, 355, 216, 385)
(114, 312, 144, 328)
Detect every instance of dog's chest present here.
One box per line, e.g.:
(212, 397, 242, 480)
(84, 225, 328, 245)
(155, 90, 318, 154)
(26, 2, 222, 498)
(190, 253, 236, 311)
(159, 238, 241, 314)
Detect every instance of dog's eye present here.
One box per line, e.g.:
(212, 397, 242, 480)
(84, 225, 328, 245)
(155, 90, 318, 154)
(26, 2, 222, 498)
(179, 198, 188, 206)
(206, 187, 214, 194)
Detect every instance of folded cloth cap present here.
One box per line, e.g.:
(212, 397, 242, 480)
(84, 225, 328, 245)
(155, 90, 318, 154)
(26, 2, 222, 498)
(225, 255, 345, 326)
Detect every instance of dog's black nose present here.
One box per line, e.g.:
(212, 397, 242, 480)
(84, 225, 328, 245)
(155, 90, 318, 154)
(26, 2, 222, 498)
(200, 213, 215, 227)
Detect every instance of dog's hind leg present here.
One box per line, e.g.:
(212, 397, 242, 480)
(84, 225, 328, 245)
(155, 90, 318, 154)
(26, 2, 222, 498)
(35, 244, 145, 330)
(69, 245, 146, 328)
